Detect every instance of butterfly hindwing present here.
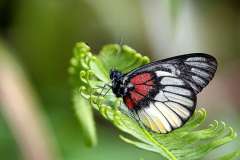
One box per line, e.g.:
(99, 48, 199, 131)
(121, 53, 217, 133)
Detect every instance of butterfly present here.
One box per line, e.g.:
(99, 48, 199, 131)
(109, 53, 217, 133)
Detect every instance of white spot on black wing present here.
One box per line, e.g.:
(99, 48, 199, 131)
(192, 76, 206, 87)
(163, 86, 192, 96)
(191, 68, 211, 79)
(163, 92, 194, 107)
(161, 77, 185, 86)
(155, 71, 174, 77)
(186, 57, 207, 62)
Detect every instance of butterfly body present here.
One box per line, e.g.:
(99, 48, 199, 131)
(110, 53, 217, 133)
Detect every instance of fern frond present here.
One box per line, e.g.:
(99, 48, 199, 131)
(69, 42, 239, 159)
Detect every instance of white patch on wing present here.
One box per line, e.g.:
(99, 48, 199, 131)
(186, 57, 207, 62)
(144, 103, 172, 133)
(155, 71, 173, 77)
(191, 68, 210, 79)
(163, 86, 191, 96)
(161, 77, 185, 86)
(138, 109, 166, 133)
(192, 76, 206, 87)
(164, 92, 194, 107)
(184, 61, 214, 70)
(165, 102, 190, 119)
(154, 91, 168, 102)
(154, 102, 182, 128)
(138, 110, 153, 129)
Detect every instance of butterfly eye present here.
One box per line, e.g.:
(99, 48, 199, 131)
(110, 69, 123, 80)
(110, 68, 117, 79)
(110, 70, 114, 79)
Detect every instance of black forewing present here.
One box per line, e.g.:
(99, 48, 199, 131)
(125, 53, 217, 94)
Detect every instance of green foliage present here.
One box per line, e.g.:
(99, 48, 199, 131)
(69, 43, 97, 147)
(69, 42, 239, 160)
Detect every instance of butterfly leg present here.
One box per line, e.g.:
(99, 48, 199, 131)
(94, 83, 111, 109)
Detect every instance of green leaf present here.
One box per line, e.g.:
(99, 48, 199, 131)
(69, 42, 240, 159)
(69, 42, 97, 147)
(73, 92, 97, 147)
(98, 44, 150, 73)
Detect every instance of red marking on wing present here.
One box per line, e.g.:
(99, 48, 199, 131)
(124, 96, 135, 109)
(135, 84, 153, 96)
(130, 91, 144, 102)
(124, 73, 154, 110)
(145, 80, 154, 86)
(124, 91, 144, 110)
(130, 73, 152, 85)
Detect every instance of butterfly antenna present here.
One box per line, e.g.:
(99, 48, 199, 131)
(119, 36, 124, 46)
(116, 36, 124, 55)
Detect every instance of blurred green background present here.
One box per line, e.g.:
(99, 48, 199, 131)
(0, 0, 239, 160)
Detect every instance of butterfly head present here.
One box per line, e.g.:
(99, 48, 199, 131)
(109, 69, 125, 97)
(110, 69, 123, 80)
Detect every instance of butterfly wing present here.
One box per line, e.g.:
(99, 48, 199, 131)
(122, 53, 217, 133)
(126, 53, 217, 94)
